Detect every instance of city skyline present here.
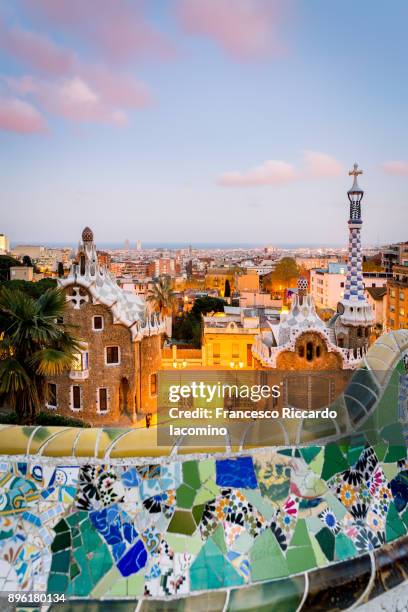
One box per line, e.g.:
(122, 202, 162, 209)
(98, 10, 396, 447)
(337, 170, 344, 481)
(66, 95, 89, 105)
(1, 1, 408, 243)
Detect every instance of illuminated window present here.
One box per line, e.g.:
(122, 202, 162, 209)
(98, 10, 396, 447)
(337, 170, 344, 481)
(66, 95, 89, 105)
(213, 343, 220, 365)
(232, 343, 239, 360)
(72, 351, 89, 371)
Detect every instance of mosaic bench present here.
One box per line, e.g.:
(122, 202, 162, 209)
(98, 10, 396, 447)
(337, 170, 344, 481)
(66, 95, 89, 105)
(0, 330, 407, 611)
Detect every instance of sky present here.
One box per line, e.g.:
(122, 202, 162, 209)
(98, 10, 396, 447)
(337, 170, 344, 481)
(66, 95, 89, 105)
(0, 0, 407, 246)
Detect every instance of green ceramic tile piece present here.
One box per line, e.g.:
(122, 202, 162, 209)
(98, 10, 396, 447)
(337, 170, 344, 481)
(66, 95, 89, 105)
(66, 511, 87, 526)
(335, 533, 357, 561)
(51, 531, 71, 553)
(309, 533, 329, 567)
(192, 503, 205, 525)
(242, 489, 275, 521)
(321, 444, 349, 481)
(108, 578, 128, 596)
(127, 571, 145, 596)
(384, 445, 406, 463)
(232, 531, 254, 554)
(91, 566, 122, 598)
(323, 491, 347, 521)
(54, 518, 69, 533)
(290, 519, 311, 547)
(47, 572, 69, 594)
(381, 423, 405, 447)
(81, 519, 102, 553)
(287, 545, 316, 573)
(227, 576, 305, 612)
(300, 446, 321, 464)
(347, 442, 366, 466)
(250, 529, 288, 581)
(176, 483, 196, 509)
(198, 459, 215, 482)
(50, 550, 70, 573)
(183, 460, 201, 489)
(308, 450, 324, 476)
(194, 480, 220, 504)
(190, 539, 244, 590)
(211, 524, 227, 554)
(70, 562, 80, 580)
(167, 509, 197, 535)
(278, 449, 293, 457)
(374, 441, 388, 462)
(386, 502, 407, 541)
(401, 509, 408, 528)
(305, 516, 324, 534)
(382, 463, 399, 481)
(315, 527, 335, 561)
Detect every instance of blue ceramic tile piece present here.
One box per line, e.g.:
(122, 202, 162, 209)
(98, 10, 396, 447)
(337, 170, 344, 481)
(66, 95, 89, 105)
(215, 457, 257, 489)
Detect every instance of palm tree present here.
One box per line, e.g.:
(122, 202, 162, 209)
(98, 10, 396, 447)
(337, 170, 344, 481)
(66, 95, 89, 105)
(0, 287, 81, 424)
(147, 276, 176, 339)
(146, 276, 176, 317)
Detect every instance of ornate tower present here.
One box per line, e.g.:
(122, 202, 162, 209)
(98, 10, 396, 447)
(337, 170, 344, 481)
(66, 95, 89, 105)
(334, 164, 374, 355)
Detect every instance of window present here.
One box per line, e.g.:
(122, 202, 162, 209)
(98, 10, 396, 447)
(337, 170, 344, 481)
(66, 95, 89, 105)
(72, 350, 89, 371)
(232, 343, 239, 360)
(340, 282, 344, 288)
(316, 345, 321, 358)
(106, 346, 120, 365)
(246, 344, 253, 367)
(71, 385, 82, 411)
(150, 373, 158, 397)
(47, 383, 57, 409)
(306, 342, 314, 362)
(213, 343, 220, 365)
(400, 308, 405, 317)
(97, 388, 109, 413)
(298, 345, 305, 358)
(93, 315, 104, 331)
(357, 327, 363, 338)
(400, 292, 405, 301)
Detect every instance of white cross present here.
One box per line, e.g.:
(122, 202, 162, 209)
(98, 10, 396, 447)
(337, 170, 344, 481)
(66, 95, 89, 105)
(349, 162, 363, 178)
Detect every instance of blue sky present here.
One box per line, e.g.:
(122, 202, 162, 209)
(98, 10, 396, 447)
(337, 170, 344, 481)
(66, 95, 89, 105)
(0, 0, 407, 246)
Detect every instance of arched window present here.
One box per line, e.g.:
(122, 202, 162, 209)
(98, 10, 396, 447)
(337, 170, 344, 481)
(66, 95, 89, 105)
(306, 342, 314, 361)
(298, 345, 305, 358)
(316, 345, 321, 358)
(357, 327, 363, 338)
(365, 327, 369, 337)
(80, 254, 85, 275)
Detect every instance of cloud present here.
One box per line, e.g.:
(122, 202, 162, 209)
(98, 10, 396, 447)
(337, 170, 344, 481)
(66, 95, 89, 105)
(7, 73, 149, 125)
(0, 21, 74, 75)
(303, 150, 343, 177)
(0, 97, 47, 133)
(382, 160, 408, 176)
(26, 0, 176, 63)
(175, 0, 284, 59)
(219, 160, 296, 186)
(218, 151, 343, 186)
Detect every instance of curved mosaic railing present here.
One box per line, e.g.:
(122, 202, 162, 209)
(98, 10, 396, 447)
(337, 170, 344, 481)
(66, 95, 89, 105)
(0, 330, 407, 610)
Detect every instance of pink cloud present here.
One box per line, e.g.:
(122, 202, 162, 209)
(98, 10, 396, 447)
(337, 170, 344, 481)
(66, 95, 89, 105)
(0, 97, 47, 133)
(382, 161, 408, 176)
(218, 160, 296, 186)
(26, 0, 176, 63)
(303, 150, 343, 177)
(0, 21, 74, 75)
(218, 151, 343, 186)
(7, 72, 149, 125)
(176, 0, 284, 59)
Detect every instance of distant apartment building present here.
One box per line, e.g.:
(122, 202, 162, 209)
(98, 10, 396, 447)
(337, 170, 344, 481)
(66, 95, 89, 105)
(387, 264, 408, 330)
(202, 308, 261, 368)
(295, 256, 340, 271)
(205, 269, 235, 296)
(365, 287, 387, 329)
(148, 258, 178, 277)
(310, 262, 391, 310)
(0, 233, 9, 254)
(12, 245, 45, 259)
(239, 292, 282, 309)
(381, 241, 408, 273)
(97, 251, 111, 268)
(237, 272, 259, 293)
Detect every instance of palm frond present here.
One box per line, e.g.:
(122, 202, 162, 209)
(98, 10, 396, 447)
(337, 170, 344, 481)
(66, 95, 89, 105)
(29, 348, 75, 376)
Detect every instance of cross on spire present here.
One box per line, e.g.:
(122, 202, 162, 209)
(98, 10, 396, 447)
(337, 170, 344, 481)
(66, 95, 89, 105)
(349, 162, 363, 178)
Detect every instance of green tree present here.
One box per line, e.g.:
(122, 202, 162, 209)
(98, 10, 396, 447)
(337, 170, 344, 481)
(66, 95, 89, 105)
(191, 296, 225, 318)
(146, 276, 176, 316)
(57, 262, 64, 278)
(22, 255, 33, 267)
(0, 279, 57, 299)
(224, 279, 231, 298)
(0, 287, 81, 424)
(273, 257, 299, 285)
(0, 255, 22, 281)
